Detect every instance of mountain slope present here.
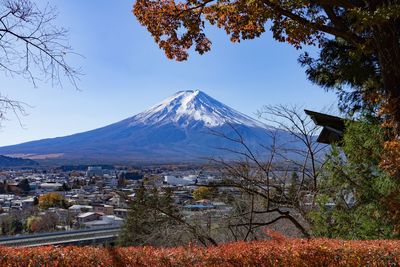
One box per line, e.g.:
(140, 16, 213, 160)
(0, 90, 285, 163)
(0, 155, 38, 167)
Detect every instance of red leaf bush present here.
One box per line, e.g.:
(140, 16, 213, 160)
(1, 238, 400, 266)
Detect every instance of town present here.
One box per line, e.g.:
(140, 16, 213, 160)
(0, 164, 233, 237)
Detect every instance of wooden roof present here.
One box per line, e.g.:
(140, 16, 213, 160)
(304, 110, 346, 145)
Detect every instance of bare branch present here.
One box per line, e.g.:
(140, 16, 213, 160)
(0, 0, 81, 127)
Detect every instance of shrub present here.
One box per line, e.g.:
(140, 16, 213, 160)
(1, 237, 400, 266)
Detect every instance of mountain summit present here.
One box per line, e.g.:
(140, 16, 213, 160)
(130, 90, 265, 128)
(0, 91, 276, 163)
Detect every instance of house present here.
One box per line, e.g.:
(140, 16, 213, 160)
(6, 183, 20, 194)
(93, 204, 114, 215)
(114, 208, 128, 218)
(107, 194, 127, 208)
(21, 198, 35, 209)
(76, 212, 103, 224)
(83, 215, 123, 228)
(68, 205, 93, 214)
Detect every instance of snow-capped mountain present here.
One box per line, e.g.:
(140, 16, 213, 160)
(0, 90, 284, 163)
(130, 90, 266, 128)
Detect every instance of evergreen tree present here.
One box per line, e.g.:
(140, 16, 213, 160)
(310, 119, 400, 239)
(119, 186, 183, 247)
(288, 172, 299, 202)
(17, 179, 30, 193)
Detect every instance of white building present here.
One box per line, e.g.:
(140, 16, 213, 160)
(164, 175, 195, 186)
(40, 182, 63, 192)
(68, 205, 93, 214)
(82, 215, 124, 228)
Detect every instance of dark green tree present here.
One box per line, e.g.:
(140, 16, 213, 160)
(310, 119, 400, 239)
(60, 182, 71, 192)
(1, 215, 23, 235)
(299, 39, 383, 116)
(33, 196, 39, 206)
(17, 179, 30, 193)
(288, 172, 299, 202)
(119, 186, 184, 247)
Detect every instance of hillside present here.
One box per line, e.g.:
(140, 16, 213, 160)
(0, 155, 38, 167)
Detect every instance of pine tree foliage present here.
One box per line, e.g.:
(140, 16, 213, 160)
(119, 186, 186, 247)
(310, 119, 400, 239)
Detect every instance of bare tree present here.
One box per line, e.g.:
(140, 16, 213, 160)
(205, 105, 327, 240)
(0, 94, 27, 125)
(0, 0, 80, 123)
(257, 105, 328, 193)
(126, 106, 326, 245)
(120, 106, 327, 246)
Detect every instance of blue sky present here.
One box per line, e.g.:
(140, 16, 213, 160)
(0, 0, 337, 146)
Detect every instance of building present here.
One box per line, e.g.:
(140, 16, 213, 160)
(305, 109, 345, 144)
(76, 212, 103, 224)
(40, 182, 63, 192)
(164, 175, 196, 186)
(93, 204, 114, 215)
(68, 205, 93, 214)
(114, 208, 128, 218)
(86, 166, 103, 177)
(82, 215, 123, 228)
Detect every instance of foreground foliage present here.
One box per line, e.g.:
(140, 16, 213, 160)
(2, 236, 400, 266)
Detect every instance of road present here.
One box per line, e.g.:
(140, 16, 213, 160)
(0, 227, 121, 247)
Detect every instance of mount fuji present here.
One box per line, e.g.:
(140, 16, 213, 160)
(0, 90, 288, 163)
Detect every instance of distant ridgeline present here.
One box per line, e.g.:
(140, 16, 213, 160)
(0, 155, 38, 167)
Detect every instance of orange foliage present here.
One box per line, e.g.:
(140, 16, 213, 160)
(133, 0, 324, 61)
(39, 192, 66, 210)
(380, 140, 400, 177)
(263, 229, 287, 243)
(1, 238, 400, 266)
(381, 190, 400, 235)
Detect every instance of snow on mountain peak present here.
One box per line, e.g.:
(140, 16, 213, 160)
(129, 90, 267, 128)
